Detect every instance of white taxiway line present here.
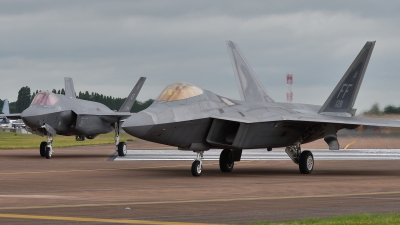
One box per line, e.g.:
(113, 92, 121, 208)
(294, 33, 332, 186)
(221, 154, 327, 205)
(112, 149, 400, 161)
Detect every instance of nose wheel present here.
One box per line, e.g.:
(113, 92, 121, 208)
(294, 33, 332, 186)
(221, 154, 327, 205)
(39, 141, 46, 157)
(115, 122, 127, 156)
(117, 142, 127, 156)
(41, 134, 53, 159)
(191, 160, 202, 177)
(191, 151, 203, 177)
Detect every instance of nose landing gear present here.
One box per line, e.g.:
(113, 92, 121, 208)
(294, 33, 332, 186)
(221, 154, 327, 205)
(115, 122, 127, 157)
(44, 134, 53, 159)
(191, 151, 203, 177)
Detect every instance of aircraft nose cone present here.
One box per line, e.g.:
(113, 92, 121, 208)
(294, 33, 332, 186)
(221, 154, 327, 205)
(122, 112, 154, 138)
(21, 107, 45, 128)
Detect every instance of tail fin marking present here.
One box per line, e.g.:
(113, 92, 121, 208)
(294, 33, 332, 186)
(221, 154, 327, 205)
(319, 41, 376, 116)
(118, 77, 146, 112)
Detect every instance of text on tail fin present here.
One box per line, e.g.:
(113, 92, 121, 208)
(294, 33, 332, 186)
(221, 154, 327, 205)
(319, 41, 375, 116)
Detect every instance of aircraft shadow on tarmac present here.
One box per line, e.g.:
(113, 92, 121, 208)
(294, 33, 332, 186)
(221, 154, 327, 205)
(118, 164, 400, 178)
(5, 153, 112, 160)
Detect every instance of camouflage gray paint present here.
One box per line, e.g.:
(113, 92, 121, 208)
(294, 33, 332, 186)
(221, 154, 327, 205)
(5, 77, 146, 158)
(122, 41, 400, 176)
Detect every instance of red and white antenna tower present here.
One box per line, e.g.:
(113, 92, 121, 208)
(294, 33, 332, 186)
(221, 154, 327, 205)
(286, 73, 293, 102)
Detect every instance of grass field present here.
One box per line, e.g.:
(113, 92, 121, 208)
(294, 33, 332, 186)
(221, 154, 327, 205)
(249, 213, 400, 225)
(0, 131, 136, 149)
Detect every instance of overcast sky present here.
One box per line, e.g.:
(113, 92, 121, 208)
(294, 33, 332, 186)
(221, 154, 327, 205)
(1, 0, 400, 112)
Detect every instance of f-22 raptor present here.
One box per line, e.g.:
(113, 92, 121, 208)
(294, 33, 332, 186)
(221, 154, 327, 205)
(6, 77, 146, 159)
(123, 40, 400, 176)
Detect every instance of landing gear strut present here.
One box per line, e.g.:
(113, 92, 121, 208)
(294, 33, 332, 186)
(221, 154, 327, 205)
(115, 122, 127, 157)
(191, 151, 203, 177)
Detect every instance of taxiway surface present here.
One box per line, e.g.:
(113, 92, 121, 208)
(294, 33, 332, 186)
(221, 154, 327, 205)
(1, 141, 400, 224)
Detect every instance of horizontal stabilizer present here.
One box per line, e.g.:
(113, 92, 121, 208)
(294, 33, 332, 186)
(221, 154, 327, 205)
(64, 77, 76, 99)
(226, 40, 274, 103)
(118, 77, 146, 112)
(319, 41, 375, 116)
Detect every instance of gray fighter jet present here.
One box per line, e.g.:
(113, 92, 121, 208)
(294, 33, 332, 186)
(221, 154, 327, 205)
(6, 77, 146, 159)
(122, 40, 400, 176)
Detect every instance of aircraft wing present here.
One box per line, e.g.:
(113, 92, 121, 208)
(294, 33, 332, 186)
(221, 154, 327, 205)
(1, 113, 22, 119)
(76, 112, 133, 123)
(212, 113, 400, 128)
(278, 114, 400, 128)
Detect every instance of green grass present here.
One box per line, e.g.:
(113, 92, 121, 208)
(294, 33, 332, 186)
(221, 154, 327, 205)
(0, 131, 136, 149)
(248, 213, 400, 225)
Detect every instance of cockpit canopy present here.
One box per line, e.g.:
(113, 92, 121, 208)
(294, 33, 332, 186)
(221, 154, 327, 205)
(31, 92, 59, 106)
(156, 82, 204, 102)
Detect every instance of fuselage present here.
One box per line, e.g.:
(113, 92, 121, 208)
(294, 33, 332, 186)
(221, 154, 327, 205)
(22, 92, 117, 137)
(122, 83, 355, 151)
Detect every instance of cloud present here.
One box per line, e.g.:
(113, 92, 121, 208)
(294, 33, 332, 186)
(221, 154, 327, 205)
(1, 0, 400, 111)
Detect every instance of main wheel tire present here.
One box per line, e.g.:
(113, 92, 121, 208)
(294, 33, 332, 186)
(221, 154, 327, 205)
(40, 141, 46, 157)
(299, 150, 314, 174)
(45, 147, 52, 159)
(219, 149, 234, 172)
(117, 142, 127, 156)
(191, 160, 202, 177)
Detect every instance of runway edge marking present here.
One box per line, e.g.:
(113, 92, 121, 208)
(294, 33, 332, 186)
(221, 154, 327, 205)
(0, 213, 222, 225)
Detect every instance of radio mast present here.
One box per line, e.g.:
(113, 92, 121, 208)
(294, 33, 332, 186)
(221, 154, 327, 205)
(286, 73, 293, 102)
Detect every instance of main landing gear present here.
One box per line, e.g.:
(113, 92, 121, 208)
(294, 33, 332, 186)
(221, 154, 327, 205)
(285, 143, 314, 174)
(115, 122, 127, 157)
(219, 149, 234, 172)
(39, 134, 53, 159)
(191, 149, 240, 177)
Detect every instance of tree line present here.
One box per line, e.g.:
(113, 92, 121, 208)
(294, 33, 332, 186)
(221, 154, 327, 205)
(1, 86, 154, 113)
(363, 103, 400, 115)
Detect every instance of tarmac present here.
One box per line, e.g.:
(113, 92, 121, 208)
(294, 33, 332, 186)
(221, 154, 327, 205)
(1, 139, 400, 224)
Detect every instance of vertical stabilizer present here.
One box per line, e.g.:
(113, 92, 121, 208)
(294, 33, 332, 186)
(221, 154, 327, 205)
(64, 77, 76, 99)
(2, 99, 9, 114)
(118, 77, 146, 112)
(319, 41, 375, 116)
(226, 40, 274, 103)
